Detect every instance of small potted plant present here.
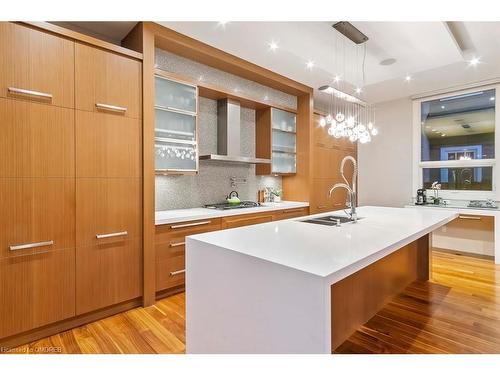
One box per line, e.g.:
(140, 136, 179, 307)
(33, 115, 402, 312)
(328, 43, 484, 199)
(272, 189, 283, 203)
(431, 181, 442, 205)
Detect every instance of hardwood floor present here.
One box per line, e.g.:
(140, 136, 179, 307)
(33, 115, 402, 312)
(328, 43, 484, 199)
(5, 250, 500, 354)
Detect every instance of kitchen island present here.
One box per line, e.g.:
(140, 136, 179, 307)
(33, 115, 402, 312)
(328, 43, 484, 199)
(185, 206, 457, 353)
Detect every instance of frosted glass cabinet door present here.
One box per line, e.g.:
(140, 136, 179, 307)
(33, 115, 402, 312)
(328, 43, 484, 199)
(155, 109, 196, 141)
(155, 141, 197, 172)
(155, 76, 197, 113)
(272, 129, 296, 153)
(272, 152, 296, 174)
(272, 108, 296, 132)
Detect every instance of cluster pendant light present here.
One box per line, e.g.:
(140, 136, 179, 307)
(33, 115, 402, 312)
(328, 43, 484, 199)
(319, 22, 378, 144)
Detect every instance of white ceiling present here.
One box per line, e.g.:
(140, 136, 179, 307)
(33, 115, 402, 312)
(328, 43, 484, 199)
(56, 21, 500, 106)
(158, 21, 500, 105)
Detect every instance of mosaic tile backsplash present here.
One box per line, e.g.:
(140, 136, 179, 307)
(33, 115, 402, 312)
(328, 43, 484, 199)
(155, 97, 282, 211)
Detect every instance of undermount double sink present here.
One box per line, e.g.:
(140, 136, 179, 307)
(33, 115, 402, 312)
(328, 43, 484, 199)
(300, 215, 363, 226)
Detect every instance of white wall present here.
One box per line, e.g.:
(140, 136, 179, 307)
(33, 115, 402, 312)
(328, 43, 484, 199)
(359, 98, 413, 207)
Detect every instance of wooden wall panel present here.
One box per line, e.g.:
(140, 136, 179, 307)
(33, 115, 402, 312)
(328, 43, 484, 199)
(0, 99, 74, 177)
(0, 22, 74, 108)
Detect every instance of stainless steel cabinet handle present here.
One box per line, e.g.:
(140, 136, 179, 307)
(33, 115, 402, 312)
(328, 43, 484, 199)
(95, 103, 127, 113)
(9, 240, 54, 251)
(317, 205, 327, 209)
(458, 215, 482, 220)
(170, 269, 186, 276)
(170, 241, 186, 247)
(8, 87, 53, 99)
(170, 220, 211, 229)
(283, 208, 305, 214)
(96, 231, 128, 239)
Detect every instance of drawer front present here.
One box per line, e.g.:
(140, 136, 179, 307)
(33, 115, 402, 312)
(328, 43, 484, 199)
(75, 43, 142, 119)
(0, 248, 75, 339)
(0, 23, 74, 108)
(221, 213, 274, 229)
(76, 238, 142, 315)
(155, 218, 222, 245)
(0, 99, 74, 177)
(76, 111, 141, 178)
(0, 178, 75, 259)
(156, 237, 186, 262)
(156, 254, 185, 292)
(274, 207, 309, 221)
(76, 178, 141, 247)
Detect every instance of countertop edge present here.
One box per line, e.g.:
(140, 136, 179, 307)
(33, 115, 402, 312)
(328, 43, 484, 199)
(155, 201, 310, 225)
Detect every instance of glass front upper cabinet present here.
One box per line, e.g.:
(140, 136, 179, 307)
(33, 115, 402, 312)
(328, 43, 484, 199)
(271, 108, 296, 174)
(154, 73, 198, 174)
(420, 89, 495, 190)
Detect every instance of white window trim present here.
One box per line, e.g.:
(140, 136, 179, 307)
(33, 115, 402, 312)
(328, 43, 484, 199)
(412, 83, 500, 201)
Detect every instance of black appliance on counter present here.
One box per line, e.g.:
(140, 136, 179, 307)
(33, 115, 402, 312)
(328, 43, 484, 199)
(415, 189, 427, 205)
(204, 201, 261, 210)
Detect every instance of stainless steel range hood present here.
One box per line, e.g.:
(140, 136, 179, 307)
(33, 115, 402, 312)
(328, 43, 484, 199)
(199, 99, 271, 164)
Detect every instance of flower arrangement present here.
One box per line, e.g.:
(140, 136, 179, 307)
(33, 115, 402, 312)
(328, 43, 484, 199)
(431, 181, 442, 205)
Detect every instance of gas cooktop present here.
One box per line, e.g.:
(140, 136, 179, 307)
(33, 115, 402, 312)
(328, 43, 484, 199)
(204, 201, 261, 210)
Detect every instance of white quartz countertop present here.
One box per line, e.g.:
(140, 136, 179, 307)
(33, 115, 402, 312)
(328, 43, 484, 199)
(405, 204, 500, 216)
(155, 201, 309, 225)
(187, 206, 458, 282)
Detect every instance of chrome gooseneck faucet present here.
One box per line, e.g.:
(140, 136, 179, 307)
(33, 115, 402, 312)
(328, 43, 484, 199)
(328, 155, 358, 222)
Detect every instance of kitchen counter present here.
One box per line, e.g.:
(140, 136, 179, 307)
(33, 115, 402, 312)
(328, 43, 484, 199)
(155, 201, 309, 225)
(185, 206, 457, 353)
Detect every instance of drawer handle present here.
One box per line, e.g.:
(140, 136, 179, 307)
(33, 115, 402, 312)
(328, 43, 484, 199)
(9, 240, 54, 251)
(458, 215, 482, 221)
(170, 220, 211, 229)
(170, 241, 186, 247)
(8, 87, 53, 100)
(284, 208, 305, 214)
(170, 269, 186, 276)
(317, 205, 327, 209)
(96, 231, 128, 239)
(333, 203, 343, 206)
(96, 103, 127, 113)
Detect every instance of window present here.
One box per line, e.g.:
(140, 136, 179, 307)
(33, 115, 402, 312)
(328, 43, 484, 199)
(413, 86, 499, 199)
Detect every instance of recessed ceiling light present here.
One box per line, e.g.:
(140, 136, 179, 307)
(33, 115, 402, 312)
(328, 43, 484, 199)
(490, 97, 495, 101)
(355, 87, 362, 94)
(405, 75, 412, 82)
(334, 75, 341, 83)
(306, 60, 315, 70)
(268, 40, 278, 52)
(380, 58, 397, 66)
(217, 21, 229, 29)
(441, 134, 446, 137)
(441, 105, 445, 109)
(318, 85, 334, 94)
(468, 57, 480, 66)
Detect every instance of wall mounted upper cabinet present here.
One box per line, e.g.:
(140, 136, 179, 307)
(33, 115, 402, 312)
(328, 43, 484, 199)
(75, 43, 142, 119)
(154, 72, 199, 174)
(0, 23, 74, 108)
(256, 107, 297, 175)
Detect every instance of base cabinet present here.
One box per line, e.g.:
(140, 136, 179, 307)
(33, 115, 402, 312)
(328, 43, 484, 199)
(0, 249, 75, 339)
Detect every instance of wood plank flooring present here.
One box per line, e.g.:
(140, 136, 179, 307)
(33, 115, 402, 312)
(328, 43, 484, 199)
(6, 250, 500, 354)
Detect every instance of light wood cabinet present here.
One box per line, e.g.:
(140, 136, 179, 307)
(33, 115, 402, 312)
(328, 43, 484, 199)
(76, 178, 141, 247)
(76, 111, 141, 178)
(221, 212, 274, 229)
(310, 179, 347, 213)
(0, 248, 75, 339)
(0, 23, 74, 108)
(76, 238, 142, 314)
(0, 178, 75, 259)
(0, 99, 74, 177)
(75, 43, 142, 119)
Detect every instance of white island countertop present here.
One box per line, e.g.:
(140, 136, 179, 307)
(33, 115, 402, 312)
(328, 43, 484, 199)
(155, 201, 309, 225)
(188, 206, 458, 282)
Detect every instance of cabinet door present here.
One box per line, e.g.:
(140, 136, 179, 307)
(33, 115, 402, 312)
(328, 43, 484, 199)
(76, 238, 142, 314)
(0, 248, 75, 339)
(75, 43, 142, 119)
(313, 146, 336, 179)
(0, 178, 75, 259)
(273, 207, 309, 221)
(0, 99, 74, 177)
(310, 179, 347, 214)
(76, 111, 141, 178)
(76, 178, 141, 247)
(156, 251, 185, 292)
(0, 23, 74, 108)
(221, 213, 274, 229)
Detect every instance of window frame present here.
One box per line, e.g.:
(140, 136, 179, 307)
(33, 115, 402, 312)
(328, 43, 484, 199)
(412, 84, 500, 200)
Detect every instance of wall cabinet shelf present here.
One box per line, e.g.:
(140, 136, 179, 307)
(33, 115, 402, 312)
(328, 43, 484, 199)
(154, 73, 199, 174)
(256, 107, 297, 175)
